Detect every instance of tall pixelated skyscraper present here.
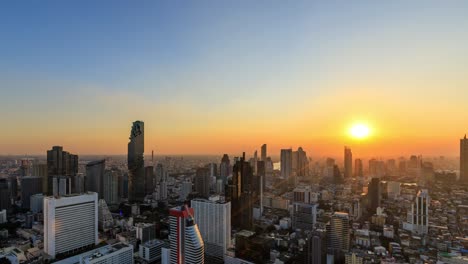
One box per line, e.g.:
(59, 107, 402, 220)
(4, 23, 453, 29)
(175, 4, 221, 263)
(128, 121, 145, 202)
(261, 144, 267, 162)
(47, 146, 78, 195)
(344, 147, 352, 178)
(461, 135, 468, 182)
(280, 149, 292, 179)
(169, 205, 204, 264)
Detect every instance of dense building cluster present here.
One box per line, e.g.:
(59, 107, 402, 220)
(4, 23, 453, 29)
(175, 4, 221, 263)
(0, 122, 467, 264)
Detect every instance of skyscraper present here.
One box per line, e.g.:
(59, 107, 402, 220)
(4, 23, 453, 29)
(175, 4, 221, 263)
(307, 229, 327, 264)
(296, 147, 309, 177)
(21, 176, 42, 209)
(460, 135, 468, 182)
(406, 189, 430, 235)
(128, 121, 145, 202)
(280, 149, 293, 179)
(327, 212, 350, 261)
(44, 192, 98, 259)
(47, 146, 78, 195)
(344, 147, 352, 178)
(292, 202, 318, 231)
(32, 162, 48, 194)
(219, 154, 230, 186)
(103, 170, 119, 205)
(367, 177, 381, 214)
(195, 167, 211, 198)
(169, 206, 204, 264)
(85, 160, 105, 199)
(145, 166, 155, 195)
(0, 179, 11, 211)
(261, 144, 267, 162)
(227, 153, 255, 230)
(354, 159, 363, 178)
(191, 197, 231, 262)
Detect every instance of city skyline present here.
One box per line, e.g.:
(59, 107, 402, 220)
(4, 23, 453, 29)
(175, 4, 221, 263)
(1, 1, 468, 156)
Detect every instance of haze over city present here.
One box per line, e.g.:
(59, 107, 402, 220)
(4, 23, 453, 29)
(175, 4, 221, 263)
(1, 1, 468, 156)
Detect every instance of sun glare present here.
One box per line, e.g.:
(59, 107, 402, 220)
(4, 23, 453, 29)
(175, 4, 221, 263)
(350, 124, 370, 139)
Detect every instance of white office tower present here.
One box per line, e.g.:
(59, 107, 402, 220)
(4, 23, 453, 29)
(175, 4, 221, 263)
(139, 239, 164, 263)
(406, 189, 430, 235)
(191, 197, 231, 261)
(169, 205, 204, 264)
(161, 247, 171, 264)
(98, 199, 114, 232)
(53, 242, 133, 264)
(44, 192, 98, 259)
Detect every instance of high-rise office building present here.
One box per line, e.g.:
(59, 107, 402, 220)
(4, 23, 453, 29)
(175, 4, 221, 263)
(219, 154, 230, 186)
(136, 223, 156, 243)
(296, 147, 309, 177)
(307, 229, 327, 264)
(354, 159, 363, 178)
(406, 189, 430, 235)
(292, 202, 317, 231)
(461, 135, 468, 182)
(51, 176, 72, 196)
(21, 176, 42, 209)
(0, 179, 11, 211)
(195, 167, 211, 198)
(191, 197, 231, 262)
(128, 121, 145, 202)
(47, 146, 78, 195)
(327, 212, 350, 261)
(169, 206, 204, 264)
(180, 179, 192, 201)
(280, 149, 293, 179)
(261, 144, 267, 162)
(86, 160, 105, 199)
(155, 163, 164, 183)
(44, 192, 98, 259)
(367, 178, 381, 214)
(145, 166, 155, 195)
(103, 170, 119, 205)
(344, 147, 352, 178)
(227, 153, 255, 230)
(8, 176, 18, 203)
(32, 162, 48, 193)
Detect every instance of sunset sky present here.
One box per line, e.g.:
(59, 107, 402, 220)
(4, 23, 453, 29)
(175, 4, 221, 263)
(1, 1, 468, 157)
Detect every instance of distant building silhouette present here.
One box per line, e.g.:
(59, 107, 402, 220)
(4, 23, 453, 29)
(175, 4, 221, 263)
(280, 149, 292, 179)
(128, 121, 145, 202)
(461, 135, 468, 182)
(195, 167, 211, 198)
(86, 160, 105, 199)
(344, 147, 352, 178)
(261, 144, 267, 162)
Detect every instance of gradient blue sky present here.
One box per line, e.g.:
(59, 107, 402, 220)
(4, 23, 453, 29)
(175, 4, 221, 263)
(1, 1, 468, 156)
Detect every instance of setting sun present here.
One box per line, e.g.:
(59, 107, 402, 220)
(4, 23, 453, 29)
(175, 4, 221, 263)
(350, 124, 371, 139)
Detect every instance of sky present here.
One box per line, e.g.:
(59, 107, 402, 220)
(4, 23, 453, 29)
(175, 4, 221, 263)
(1, 1, 468, 157)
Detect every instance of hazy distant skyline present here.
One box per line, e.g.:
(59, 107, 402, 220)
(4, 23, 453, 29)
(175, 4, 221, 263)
(1, 1, 468, 156)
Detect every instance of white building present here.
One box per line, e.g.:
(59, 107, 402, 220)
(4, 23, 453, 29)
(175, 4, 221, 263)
(191, 197, 231, 261)
(139, 239, 164, 263)
(53, 242, 133, 264)
(44, 192, 98, 259)
(161, 247, 170, 264)
(405, 189, 430, 235)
